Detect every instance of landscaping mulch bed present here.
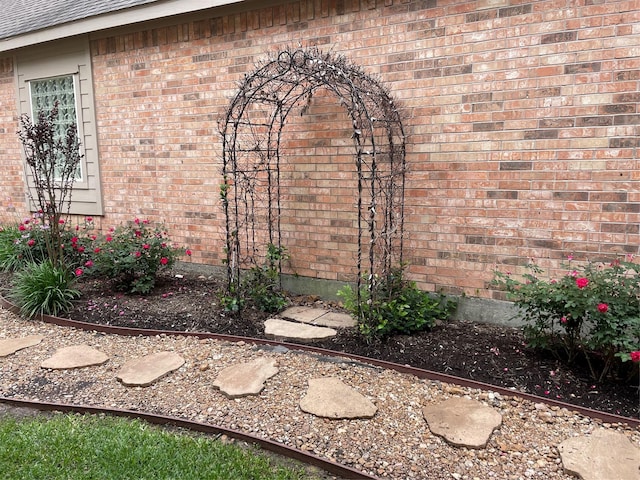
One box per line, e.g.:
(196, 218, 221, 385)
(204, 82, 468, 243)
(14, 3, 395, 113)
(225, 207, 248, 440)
(2, 270, 638, 419)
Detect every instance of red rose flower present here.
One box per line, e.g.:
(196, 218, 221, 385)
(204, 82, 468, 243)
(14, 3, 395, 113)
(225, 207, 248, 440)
(597, 303, 608, 313)
(630, 351, 640, 362)
(185, 249, 192, 256)
(575, 277, 589, 289)
(27, 239, 35, 247)
(74, 268, 83, 276)
(160, 257, 169, 265)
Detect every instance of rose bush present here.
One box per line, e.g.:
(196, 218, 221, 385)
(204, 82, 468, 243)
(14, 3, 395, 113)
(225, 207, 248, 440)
(88, 218, 187, 294)
(493, 256, 640, 381)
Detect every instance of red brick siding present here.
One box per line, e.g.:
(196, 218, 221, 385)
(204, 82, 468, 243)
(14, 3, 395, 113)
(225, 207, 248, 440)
(2, 0, 639, 299)
(0, 58, 24, 217)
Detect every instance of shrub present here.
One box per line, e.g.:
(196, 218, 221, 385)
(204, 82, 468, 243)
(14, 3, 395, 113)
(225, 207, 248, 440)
(10, 260, 80, 317)
(0, 224, 43, 272)
(234, 244, 288, 313)
(90, 219, 184, 294)
(0, 216, 98, 273)
(338, 266, 457, 338)
(493, 256, 640, 381)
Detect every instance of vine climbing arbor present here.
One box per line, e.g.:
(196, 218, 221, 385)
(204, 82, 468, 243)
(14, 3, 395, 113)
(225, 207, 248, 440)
(220, 47, 406, 316)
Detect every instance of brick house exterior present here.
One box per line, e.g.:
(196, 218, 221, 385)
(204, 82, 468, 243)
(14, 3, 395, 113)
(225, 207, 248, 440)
(0, 0, 638, 308)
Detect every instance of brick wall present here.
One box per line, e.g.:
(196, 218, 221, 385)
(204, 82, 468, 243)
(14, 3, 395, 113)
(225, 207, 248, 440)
(0, 58, 24, 218)
(2, 0, 639, 299)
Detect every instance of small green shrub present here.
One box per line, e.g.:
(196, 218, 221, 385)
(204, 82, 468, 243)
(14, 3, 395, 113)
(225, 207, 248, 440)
(242, 244, 289, 313)
(10, 260, 80, 317)
(338, 267, 457, 338)
(90, 219, 184, 294)
(493, 256, 640, 381)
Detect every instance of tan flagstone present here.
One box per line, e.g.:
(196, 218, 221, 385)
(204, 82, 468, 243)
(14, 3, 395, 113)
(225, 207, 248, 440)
(558, 429, 640, 480)
(264, 318, 336, 342)
(0, 335, 43, 357)
(422, 397, 502, 449)
(300, 377, 377, 419)
(41, 345, 109, 369)
(281, 307, 356, 328)
(117, 351, 184, 387)
(213, 358, 279, 398)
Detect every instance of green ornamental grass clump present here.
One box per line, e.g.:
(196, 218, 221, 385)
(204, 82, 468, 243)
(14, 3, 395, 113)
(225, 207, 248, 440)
(493, 255, 640, 381)
(9, 260, 80, 318)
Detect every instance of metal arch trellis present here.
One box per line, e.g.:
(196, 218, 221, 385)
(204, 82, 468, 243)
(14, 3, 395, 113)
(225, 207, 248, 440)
(220, 47, 406, 318)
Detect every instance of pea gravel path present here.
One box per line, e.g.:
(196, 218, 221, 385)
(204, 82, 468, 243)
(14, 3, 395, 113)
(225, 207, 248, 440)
(0, 306, 638, 480)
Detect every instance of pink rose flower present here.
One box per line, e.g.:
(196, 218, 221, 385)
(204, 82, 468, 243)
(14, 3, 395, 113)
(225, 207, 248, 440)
(27, 239, 35, 247)
(74, 268, 83, 276)
(630, 351, 640, 362)
(160, 257, 169, 265)
(597, 303, 608, 313)
(575, 277, 589, 289)
(85, 260, 93, 267)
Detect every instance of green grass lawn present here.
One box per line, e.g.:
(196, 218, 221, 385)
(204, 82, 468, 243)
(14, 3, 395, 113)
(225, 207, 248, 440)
(0, 413, 320, 479)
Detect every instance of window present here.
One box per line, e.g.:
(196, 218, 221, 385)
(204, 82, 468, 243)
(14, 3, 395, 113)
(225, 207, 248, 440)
(29, 75, 83, 180)
(16, 36, 103, 215)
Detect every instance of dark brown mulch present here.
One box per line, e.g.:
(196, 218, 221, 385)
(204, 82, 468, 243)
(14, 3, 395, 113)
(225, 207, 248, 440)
(2, 272, 638, 419)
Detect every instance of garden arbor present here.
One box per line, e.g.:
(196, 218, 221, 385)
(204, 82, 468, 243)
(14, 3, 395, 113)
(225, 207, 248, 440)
(220, 47, 406, 316)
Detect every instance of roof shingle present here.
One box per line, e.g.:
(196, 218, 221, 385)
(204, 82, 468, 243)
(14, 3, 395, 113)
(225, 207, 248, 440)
(0, 0, 162, 40)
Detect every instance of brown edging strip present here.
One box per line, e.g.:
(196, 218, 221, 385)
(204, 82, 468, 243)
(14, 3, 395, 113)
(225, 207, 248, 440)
(0, 397, 377, 480)
(1, 295, 638, 431)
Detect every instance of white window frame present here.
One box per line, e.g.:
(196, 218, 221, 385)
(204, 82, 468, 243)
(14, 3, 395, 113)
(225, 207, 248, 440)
(27, 74, 85, 182)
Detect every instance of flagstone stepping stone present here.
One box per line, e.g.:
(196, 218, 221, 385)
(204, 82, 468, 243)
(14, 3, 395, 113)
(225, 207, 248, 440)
(264, 318, 337, 342)
(300, 377, 377, 419)
(213, 358, 279, 398)
(41, 345, 109, 369)
(422, 397, 502, 449)
(282, 306, 356, 328)
(558, 429, 640, 480)
(0, 335, 43, 357)
(116, 352, 185, 387)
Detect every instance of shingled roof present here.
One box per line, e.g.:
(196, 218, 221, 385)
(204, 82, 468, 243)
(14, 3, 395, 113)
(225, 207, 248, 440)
(0, 0, 161, 40)
(0, 0, 242, 52)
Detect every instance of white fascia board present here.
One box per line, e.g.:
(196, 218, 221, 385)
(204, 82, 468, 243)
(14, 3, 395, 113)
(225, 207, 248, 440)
(0, 0, 244, 53)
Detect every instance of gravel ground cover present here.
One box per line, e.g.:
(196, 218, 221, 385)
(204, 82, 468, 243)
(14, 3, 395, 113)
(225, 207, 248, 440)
(0, 308, 638, 480)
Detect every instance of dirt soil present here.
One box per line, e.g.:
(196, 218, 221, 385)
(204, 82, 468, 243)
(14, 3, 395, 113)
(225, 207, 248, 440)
(4, 271, 638, 419)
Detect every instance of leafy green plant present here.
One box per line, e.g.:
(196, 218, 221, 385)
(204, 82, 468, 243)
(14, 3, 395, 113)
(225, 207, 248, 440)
(9, 260, 80, 317)
(242, 244, 289, 313)
(338, 266, 457, 338)
(90, 219, 185, 294)
(493, 256, 640, 381)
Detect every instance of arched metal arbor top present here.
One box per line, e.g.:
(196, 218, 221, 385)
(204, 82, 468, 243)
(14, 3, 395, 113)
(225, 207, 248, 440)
(220, 47, 406, 305)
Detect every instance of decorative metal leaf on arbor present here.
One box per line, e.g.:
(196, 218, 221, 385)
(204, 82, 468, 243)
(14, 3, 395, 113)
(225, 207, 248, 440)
(220, 46, 406, 306)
